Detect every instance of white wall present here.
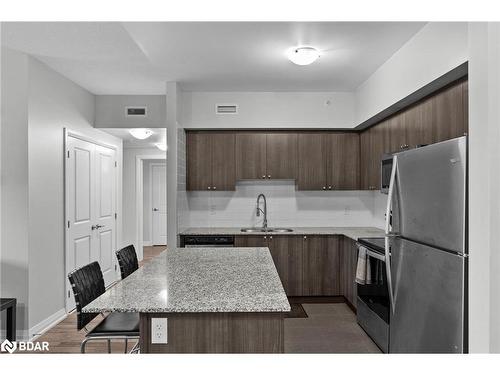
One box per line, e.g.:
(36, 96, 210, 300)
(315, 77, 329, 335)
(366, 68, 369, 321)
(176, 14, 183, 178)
(27, 57, 122, 336)
(95, 95, 166, 128)
(355, 22, 468, 125)
(143, 159, 166, 243)
(1, 46, 123, 339)
(1, 47, 30, 339)
(181, 91, 355, 129)
(468, 22, 500, 353)
(187, 181, 380, 228)
(166, 82, 181, 246)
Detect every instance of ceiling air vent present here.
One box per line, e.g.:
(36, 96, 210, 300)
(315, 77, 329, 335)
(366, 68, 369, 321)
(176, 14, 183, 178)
(216, 104, 238, 114)
(126, 106, 147, 117)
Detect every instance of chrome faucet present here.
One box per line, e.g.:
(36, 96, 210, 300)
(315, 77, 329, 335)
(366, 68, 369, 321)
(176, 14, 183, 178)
(256, 193, 268, 230)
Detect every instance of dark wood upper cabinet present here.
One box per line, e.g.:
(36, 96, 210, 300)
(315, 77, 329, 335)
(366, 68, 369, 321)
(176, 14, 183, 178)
(211, 133, 236, 191)
(297, 133, 328, 190)
(327, 133, 360, 190)
(235, 133, 267, 180)
(265, 133, 298, 179)
(235, 132, 297, 180)
(186, 132, 213, 191)
(433, 81, 466, 143)
(187, 132, 236, 191)
(359, 79, 468, 191)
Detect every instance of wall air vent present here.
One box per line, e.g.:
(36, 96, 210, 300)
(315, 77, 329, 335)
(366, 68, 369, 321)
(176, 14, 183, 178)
(126, 106, 147, 117)
(216, 104, 238, 114)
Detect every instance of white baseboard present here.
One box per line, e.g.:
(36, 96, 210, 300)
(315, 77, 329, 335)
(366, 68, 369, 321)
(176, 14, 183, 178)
(142, 241, 152, 246)
(29, 308, 67, 341)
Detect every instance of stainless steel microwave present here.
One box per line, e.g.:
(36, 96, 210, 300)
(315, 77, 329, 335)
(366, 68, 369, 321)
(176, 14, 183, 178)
(380, 153, 394, 194)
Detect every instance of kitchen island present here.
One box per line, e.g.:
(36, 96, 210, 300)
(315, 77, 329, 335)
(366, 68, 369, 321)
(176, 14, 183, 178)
(83, 247, 290, 353)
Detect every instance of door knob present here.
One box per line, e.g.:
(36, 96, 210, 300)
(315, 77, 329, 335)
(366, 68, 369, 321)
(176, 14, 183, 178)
(213, 186, 217, 190)
(208, 187, 211, 190)
(322, 186, 326, 190)
(262, 175, 266, 179)
(328, 186, 332, 190)
(153, 208, 159, 211)
(267, 175, 271, 179)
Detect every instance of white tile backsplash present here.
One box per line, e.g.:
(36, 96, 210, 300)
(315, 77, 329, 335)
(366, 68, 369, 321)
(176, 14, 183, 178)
(186, 180, 385, 228)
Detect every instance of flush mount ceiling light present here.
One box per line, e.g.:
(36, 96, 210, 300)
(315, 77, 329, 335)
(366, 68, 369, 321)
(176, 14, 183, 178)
(129, 128, 153, 140)
(155, 142, 167, 151)
(286, 46, 320, 66)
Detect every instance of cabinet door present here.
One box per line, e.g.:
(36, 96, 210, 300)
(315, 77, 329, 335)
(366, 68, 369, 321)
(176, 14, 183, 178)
(266, 133, 298, 179)
(235, 133, 267, 180)
(368, 122, 389, 190)
(211, 133, 236, 191)
(360, 131, 371, 190)
(268, 235, 303, 296)
(340, 237, 358, 309)
(432, 82, 465, 143)
(405, 97, 433, 149)
(297, 133, 327, 190)
(234, 235, 267, 247)
(302, 235, 340, 296)
(327, 133, 360, 190)
(187, 132, 212, 191)
(387, 113, 408, 153)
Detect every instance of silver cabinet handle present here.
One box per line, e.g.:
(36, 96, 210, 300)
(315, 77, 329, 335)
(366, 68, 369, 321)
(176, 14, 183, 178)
(267, 175, 271, 179)
(269, 236, 273, 239)
(213, 186, 217, 190)
(153, 208, 159, 211)
(322, 186, 326, 190)
(328, 186, 332, 190)
(303, 236, 307, 239)
(263, 236, 267, 239)
(262, 175, 266, 179)
(208, 186, 211, 190)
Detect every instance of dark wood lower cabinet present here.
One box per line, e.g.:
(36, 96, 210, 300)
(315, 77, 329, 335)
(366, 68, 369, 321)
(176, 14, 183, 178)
(340, 236, 359, 309)
(302, 236, 340, 296)
(140, 312, 284, 353)
(268, 235, 303, 296)
(235, 234, 351, 299)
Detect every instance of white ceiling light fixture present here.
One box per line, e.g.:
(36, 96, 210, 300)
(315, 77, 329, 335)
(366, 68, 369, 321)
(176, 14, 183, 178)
(129, 128, 153, 140)
(286, 46, 320, 66)
(155, 142, 167, 151)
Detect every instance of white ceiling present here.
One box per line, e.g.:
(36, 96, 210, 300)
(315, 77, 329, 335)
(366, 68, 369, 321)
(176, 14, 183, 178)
(2, 22, 425, 94)
(101, 128, 166, 149)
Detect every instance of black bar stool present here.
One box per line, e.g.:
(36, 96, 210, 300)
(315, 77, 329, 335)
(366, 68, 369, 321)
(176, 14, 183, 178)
(68, 261, 139, 353)
(115, 245, 139, 279)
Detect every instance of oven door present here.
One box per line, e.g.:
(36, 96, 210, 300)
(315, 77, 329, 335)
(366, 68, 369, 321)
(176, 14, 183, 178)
(356, 248, 390, 352)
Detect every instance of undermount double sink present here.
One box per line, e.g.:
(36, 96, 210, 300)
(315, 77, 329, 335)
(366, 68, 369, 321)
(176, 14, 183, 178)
(240, 227, 294, 233)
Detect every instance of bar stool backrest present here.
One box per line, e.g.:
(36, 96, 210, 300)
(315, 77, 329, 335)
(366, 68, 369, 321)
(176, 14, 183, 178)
(68, 261, 105, 330)
(116, 245, 139, 280)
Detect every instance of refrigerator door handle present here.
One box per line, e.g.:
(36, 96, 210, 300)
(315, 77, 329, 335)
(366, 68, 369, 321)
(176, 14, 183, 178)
(385, 155, 398, 313)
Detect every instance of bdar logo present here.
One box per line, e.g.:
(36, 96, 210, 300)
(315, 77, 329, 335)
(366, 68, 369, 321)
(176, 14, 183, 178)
(1, 339, 17, 353)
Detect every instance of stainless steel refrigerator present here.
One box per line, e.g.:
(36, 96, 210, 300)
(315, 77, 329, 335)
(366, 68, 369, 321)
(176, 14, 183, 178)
(385, 136, 467, 353)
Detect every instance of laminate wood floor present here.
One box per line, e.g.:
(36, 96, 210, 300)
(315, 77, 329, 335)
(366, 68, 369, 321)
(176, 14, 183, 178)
(32, 246, 166, 354)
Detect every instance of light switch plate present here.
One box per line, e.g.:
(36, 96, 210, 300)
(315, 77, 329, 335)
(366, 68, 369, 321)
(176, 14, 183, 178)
(151, 317, 168, 344)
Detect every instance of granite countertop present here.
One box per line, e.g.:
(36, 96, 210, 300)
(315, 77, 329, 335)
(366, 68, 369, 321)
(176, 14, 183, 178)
(83, 247, 290, 314)
(180, 226, 385, 241)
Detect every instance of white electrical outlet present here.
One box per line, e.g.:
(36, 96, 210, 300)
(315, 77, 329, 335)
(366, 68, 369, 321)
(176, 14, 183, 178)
(151, 317, 168, 344)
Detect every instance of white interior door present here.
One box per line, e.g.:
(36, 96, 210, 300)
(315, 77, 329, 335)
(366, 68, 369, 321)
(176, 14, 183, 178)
(66, 135, 117, 311)
(152, 164, 167, 246)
